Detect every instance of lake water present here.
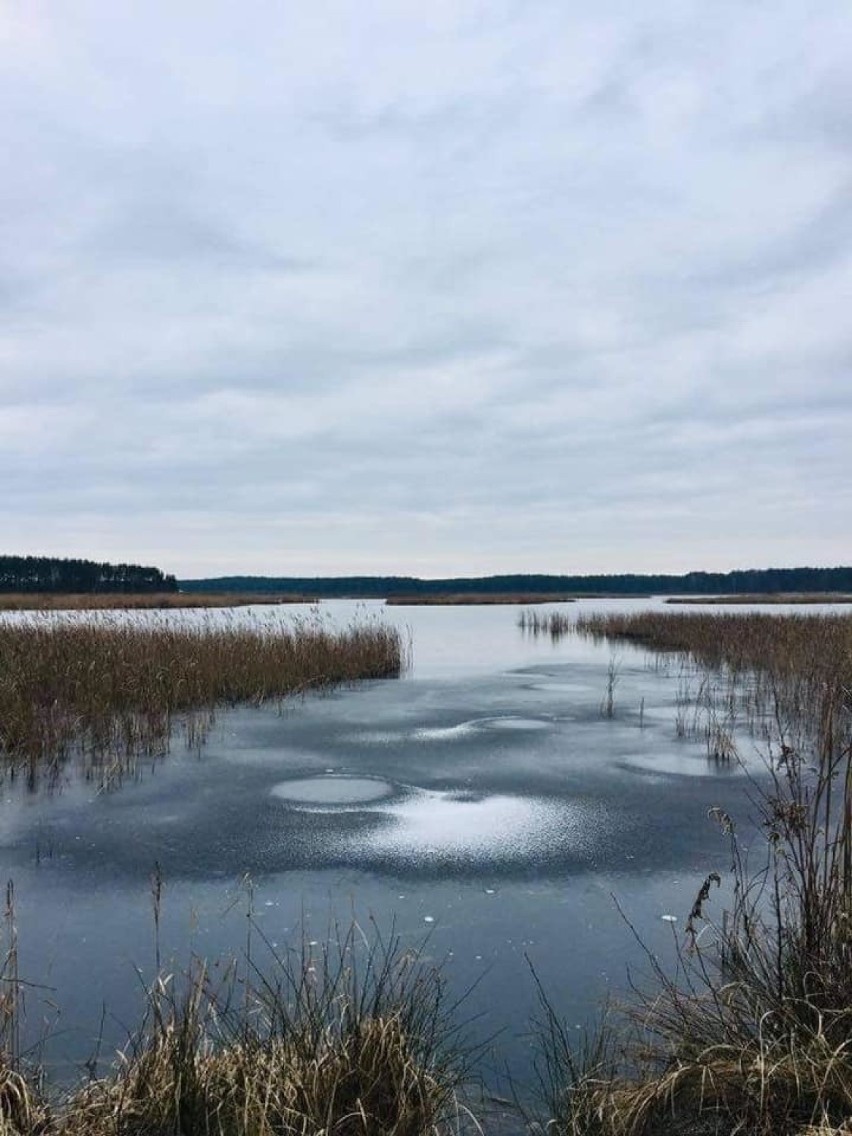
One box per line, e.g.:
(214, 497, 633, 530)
(1, 596, 842, 1124)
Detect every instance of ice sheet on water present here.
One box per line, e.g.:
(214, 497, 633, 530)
(270, 776, 395, 805)
(528, 681, 595, 695)
(410, 722, 480, 741)
(340, 788, 606, 867)
(480, 716, 551, 731)
(620, 753, 744, 778)
(354, 716, 551, 745)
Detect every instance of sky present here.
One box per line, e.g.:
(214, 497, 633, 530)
(2, 1, 851, 579)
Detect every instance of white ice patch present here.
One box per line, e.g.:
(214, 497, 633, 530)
(622, 752, 744, 778)
(351, 716, 550, 746)
(344, 789, 598, 866)
(411, 723, 479, 742)
(479, 717, 550, 732)
(270, 776, 394, 805)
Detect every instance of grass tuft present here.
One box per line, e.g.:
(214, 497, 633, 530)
(1, 920, 470, 1136)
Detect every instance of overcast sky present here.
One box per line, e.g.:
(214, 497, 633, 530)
(2, 2, 850, 578)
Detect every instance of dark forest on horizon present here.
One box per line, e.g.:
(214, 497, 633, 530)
(4, 557, 852, 598)
(181, 566, 852, 598)
(0, 555, 178, 594)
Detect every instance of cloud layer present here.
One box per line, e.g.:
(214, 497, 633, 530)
(2, 1, 850, 575)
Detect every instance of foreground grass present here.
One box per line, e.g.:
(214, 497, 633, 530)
(0, 921, 472, 1136)
(0, 613, 405, 784)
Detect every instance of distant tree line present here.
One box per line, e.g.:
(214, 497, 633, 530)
(179, 566, 852, 598)
(0, 555, 178, 593)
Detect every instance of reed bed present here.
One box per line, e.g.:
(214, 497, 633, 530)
(531, 609, 852, 1135)
(386, 594, 576, 606)
(518, 609, 576, 640)
(572, 610, 852, 762)
(522, 609, 852, 759)
(666, 594, 852, 605)
(0, 612, 405, 785)
(0, 593, 315, 611)
(571, 610, 852, 681)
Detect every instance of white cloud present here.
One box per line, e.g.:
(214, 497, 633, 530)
(1, 0, 850, 575)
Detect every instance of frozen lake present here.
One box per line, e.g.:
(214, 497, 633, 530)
(2, 596, 839, 1122)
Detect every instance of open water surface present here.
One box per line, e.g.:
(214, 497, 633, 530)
(2, 596, 843, 1123)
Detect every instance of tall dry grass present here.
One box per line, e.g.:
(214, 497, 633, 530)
(572, 610, 852, 764)
(386, 594, 576, 606)
(0, 612, 405, 786)
(66, 928, 468, 1136)
(518, 609, 575, 640)
(0, 593, 316, 611)
(533, 610, 852, 1135)
(0, 911, 471, 1136)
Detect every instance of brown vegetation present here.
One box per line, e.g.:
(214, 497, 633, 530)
(0, 912, 469, 1136)
(0, 613, 405, 786)
(0, 592, 316, 611)
(666, 594, 852, 605)
(570, 610, 852, 756)
(387, 593, 576, 606)
(518, 609, 575, 638)
(534, 609, 852, 1135)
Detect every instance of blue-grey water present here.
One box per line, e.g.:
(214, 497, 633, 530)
(2, 596, 838, 1125)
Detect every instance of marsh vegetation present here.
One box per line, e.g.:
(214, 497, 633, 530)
(0, 593, 317, 611)
(0, 909, 470, 1136)
(385, 594, 577, 606)
(665, 594, 852, 605)
(0, 613, 404, 787)
(523, 608, 852, 1135)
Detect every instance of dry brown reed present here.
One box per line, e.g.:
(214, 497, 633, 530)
(0, 917, 470, 1136)
(535, 609, 852, 1135)
(0, 593, 315, 611)
(0, 883, 49, 1136)
(518, 609, 576, 641)
(666, 595, 852, 606)
(0, 612, 405, 786)
(387, 594, 576, 606)
(572, 610, 852, 763)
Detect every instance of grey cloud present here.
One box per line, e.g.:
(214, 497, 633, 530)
(80, 200, 312, 272)
(1, 1, 851, 574)
(684, 185, 852, 291)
